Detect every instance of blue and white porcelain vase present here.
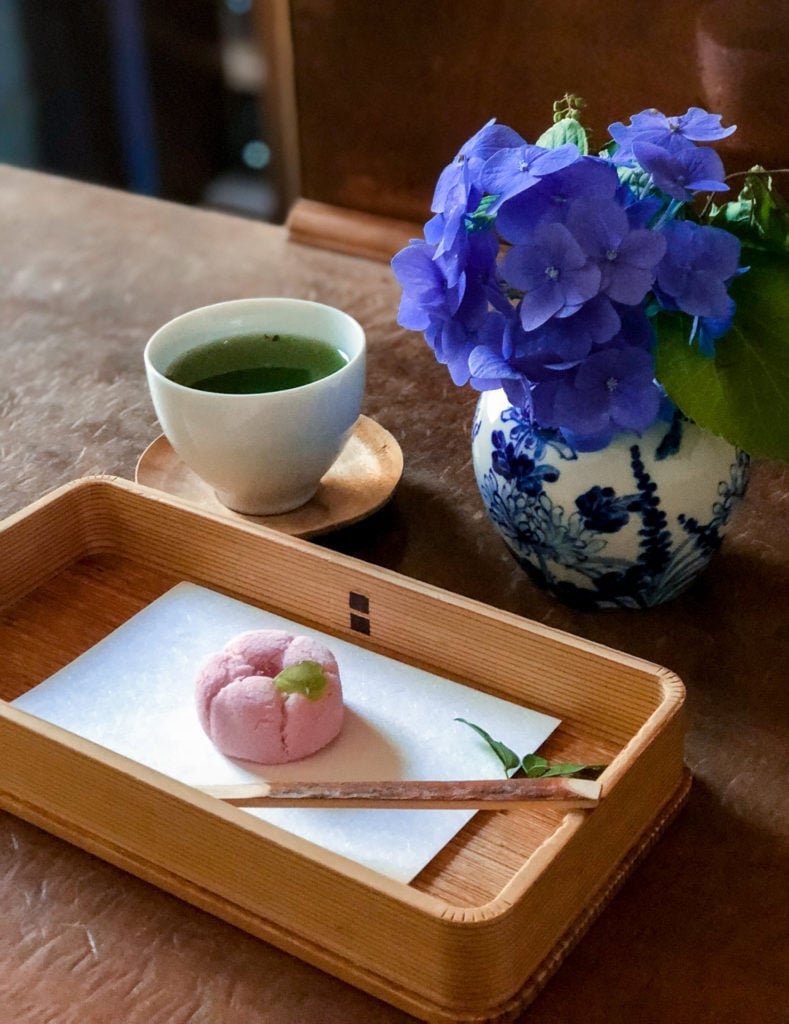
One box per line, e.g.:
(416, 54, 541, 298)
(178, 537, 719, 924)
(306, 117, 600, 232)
(472, 389, 750, 610)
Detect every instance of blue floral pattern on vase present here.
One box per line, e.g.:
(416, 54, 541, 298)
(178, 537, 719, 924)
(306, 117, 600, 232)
(472, 391, 750, 609)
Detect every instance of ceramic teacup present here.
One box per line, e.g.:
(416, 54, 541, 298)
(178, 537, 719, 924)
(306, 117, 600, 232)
(144, 297, 366, 515)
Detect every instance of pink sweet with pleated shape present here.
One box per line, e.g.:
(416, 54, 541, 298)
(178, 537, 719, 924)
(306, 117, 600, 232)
(195, 629, 344, 764)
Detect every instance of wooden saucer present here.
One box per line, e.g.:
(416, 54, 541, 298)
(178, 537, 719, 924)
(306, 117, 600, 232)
(135, 415, 403, 538)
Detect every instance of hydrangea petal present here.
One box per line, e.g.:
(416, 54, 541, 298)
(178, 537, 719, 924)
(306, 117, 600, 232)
(609, 106, 736, 164)
(634, 140, 728, 200)
(481, 142, 579, 202)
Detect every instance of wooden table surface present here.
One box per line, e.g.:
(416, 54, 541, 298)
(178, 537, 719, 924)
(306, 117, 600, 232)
(0, 165, 786, 1024)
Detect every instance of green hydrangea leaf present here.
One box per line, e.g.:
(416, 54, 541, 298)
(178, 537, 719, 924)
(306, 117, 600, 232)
(708, 169, 789, 254)
(455, 718, 521, 774)
(655, 252, 789, 461)
(465, 194, 498, 233)
(536, 116, 588, 155)
(273, 660, 328, 700)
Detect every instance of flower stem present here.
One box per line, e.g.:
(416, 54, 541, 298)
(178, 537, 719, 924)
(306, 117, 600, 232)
(652, 198, 685, 230)
(723, 167, 789, 182)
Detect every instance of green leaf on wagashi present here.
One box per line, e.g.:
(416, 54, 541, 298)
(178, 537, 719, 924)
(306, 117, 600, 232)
(273, 660, 328, 700)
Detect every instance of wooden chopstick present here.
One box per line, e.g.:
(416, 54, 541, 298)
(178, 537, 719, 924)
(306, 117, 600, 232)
(198, 777, 601, 810)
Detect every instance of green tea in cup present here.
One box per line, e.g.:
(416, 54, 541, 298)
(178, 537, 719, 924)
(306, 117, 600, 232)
(144, 298, 366, 515)
(165, 332, 349, 394)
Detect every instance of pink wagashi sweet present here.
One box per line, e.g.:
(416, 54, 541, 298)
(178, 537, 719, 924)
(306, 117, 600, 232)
(195, 629, 344, 764)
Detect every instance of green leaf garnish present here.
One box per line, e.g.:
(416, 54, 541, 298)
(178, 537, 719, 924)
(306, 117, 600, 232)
(457, 719, 606, 779)
(273, 660, 328, 700)
(521, 753, 550, 777)
(542, 763, 589, 777)
(455, 718, 521, 774)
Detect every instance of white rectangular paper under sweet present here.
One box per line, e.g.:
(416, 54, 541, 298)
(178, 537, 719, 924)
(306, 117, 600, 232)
(13, 583, 560, 883)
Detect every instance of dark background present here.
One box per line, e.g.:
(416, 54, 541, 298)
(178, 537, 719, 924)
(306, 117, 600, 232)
(2, 0, 277, 218)
(4, 0, 789, 234)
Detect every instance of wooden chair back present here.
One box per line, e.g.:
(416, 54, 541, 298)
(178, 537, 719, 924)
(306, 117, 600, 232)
(255, 0, 789, 259)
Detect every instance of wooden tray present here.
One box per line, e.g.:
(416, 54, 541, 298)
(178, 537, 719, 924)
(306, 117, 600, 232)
(0, 478, 688, 1023)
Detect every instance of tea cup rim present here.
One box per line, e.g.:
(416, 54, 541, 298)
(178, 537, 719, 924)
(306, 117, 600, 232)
(144, 297, 366, 399)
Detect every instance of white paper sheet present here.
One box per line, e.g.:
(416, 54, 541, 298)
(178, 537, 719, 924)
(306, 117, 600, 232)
(14, 583, 559, 882)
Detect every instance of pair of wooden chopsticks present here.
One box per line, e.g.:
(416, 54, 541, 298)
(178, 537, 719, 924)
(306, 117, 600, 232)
(199, 776, 601, 811)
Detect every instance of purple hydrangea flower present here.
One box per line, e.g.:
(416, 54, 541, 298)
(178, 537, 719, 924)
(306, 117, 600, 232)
(512, 296, 622, 378)
(565, 196, 668, 304)
(468, 299, 617, 396)
(481, 142, 580, 205)
(391, 240, 463, 330)
(390, 107, 741, 453)
(633, 139, 728, 201)
(532, 344, 662, 449)
(468, 332, 533, 409)
(424, 187, 500, 288)
(501, 221, 602, 330)
(427, 121, 529, 269)
(610, 303, 658, 352)
(432, 120, 525, 214)
(496, 157, 619, 243)
(392, 237, 494, 385)
(427, 315, 483, 385)
(655, 220, 740, 319)
(424, 176, 480, 274)
(621, 192, 664, 229)
(468, 321, 524, 389)
(569, 345, 661, 431)
(691, 311, 735, 357)
(609, 107, 736, 164)
(426, 265, 499, 387)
